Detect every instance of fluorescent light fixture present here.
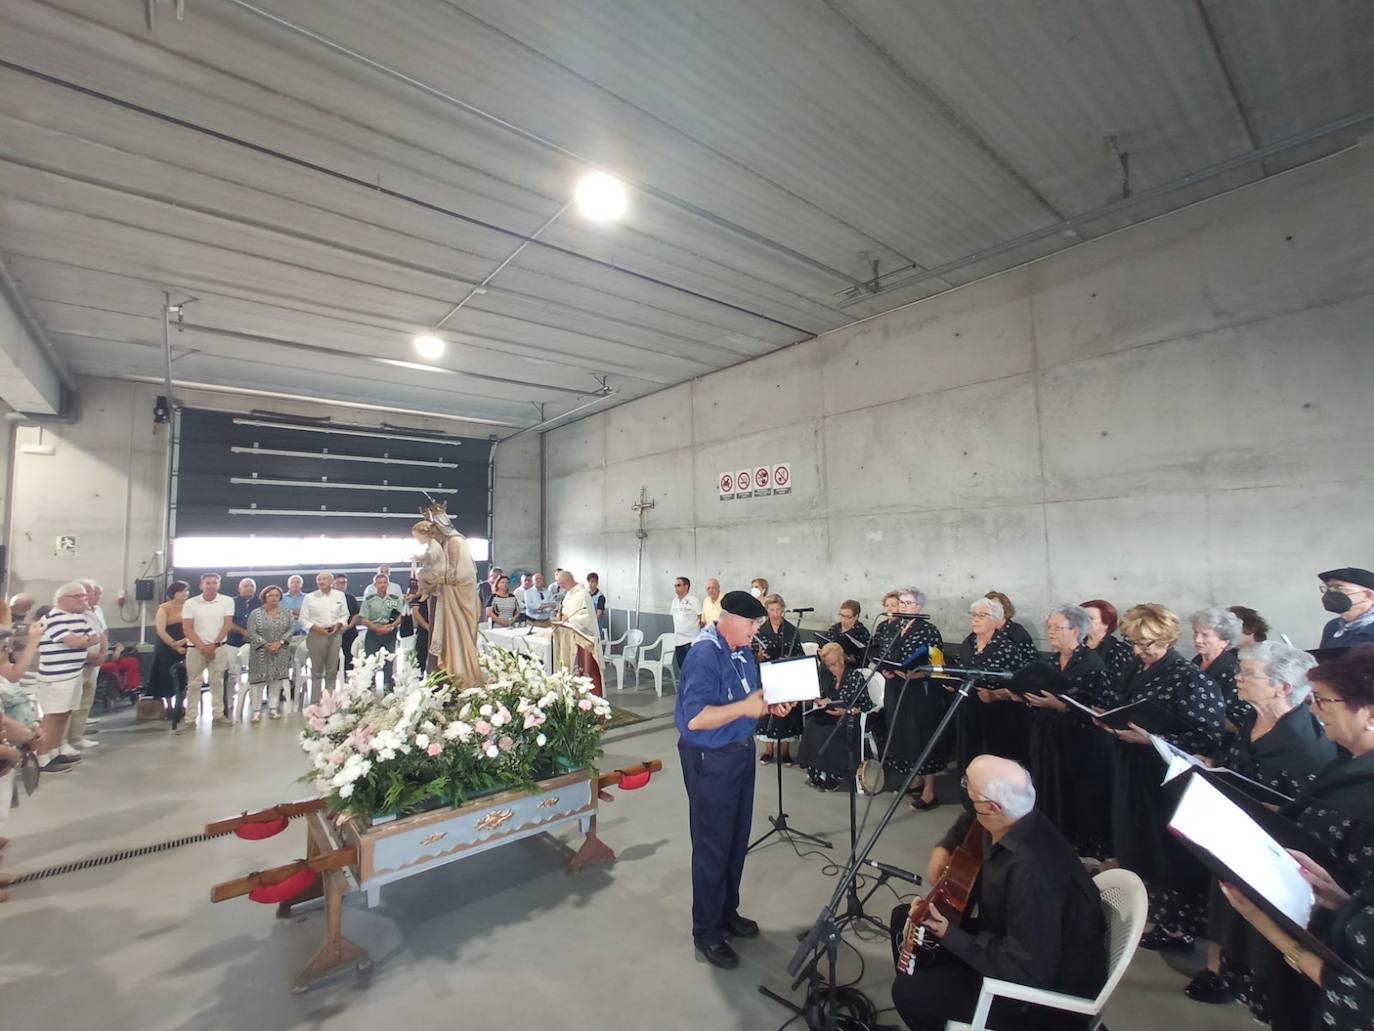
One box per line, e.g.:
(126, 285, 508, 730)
(173, 535, 489, 569)
(573, 171, 628, 222)
(413, 333, 446, 361)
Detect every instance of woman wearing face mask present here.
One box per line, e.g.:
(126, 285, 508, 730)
(749, 578, 769, 601)
(1102, 603, 1226, 955)
(1186, 642, 1336, 1009)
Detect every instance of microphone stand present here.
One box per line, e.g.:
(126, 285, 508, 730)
(761, 673, 981, 1031)
(750, 608, 830, 853)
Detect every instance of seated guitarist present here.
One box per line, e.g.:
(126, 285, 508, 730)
(889, 756, 1107, 1031)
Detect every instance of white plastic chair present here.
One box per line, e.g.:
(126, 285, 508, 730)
(856, 670, 885, 762)
(634, 632, 677, 697)
(606, 629, 643, 691)
(801, 641, 819, 657)
(945, 867, 1147, 1031)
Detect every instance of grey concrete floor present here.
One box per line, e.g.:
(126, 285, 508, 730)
(2, 681, 1258, 1031)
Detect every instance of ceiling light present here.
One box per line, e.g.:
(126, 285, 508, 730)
(413, 333, 446, 361)
(573, 171, 628, 222)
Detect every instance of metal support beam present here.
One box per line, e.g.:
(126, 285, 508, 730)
(0, 250, 75, 416)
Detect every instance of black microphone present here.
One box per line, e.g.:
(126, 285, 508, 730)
(863, 859, 922, 885)
(913, 664, 1015, 680)
(788, 606, 815, 614)
(887, 612, 927, 620)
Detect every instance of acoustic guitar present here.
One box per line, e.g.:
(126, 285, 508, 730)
(896, 817, 984, 974)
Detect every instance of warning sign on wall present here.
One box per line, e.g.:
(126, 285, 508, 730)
(752, 465, 772, 497)
(718, 471, 735, 500)
(772, 463, 791, 495)
(736, 468, 753, 494)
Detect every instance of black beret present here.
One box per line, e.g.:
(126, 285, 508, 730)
(1319, 568, 1374, 591)
(720, 590, 766, 619)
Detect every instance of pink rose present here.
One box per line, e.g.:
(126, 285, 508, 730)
(475, 720, 492, 736)
(498, 735, 514, 752)
(578, 698, 593, 711)
(427, 742, 442, 757)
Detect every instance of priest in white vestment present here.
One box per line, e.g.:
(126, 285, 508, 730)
(552, 569, 604, 692)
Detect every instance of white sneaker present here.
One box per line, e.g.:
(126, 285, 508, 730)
(59, 744, 82, 758)
(76, 738, 99, 749)
(86, 718, 102, 727)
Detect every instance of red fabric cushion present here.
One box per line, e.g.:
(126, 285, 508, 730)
(618, 770, 651, 790)
(248, 867, 319, 904)
(235, 815, 289, 840)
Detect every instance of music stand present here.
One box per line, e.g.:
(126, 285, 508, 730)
(762, 672, 981, 1031)
(750, 646, 832, 853)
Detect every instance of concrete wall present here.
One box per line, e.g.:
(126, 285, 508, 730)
(4, 376, 539, 629)
(543, 143, 1374, 648)
(491, 431, 542, 576)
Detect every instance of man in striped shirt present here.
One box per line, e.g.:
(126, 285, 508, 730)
(37, 582, 99, 770)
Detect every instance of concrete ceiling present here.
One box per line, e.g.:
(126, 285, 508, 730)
(0, 0, 1371, 427)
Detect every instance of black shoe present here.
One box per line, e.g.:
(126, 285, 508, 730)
(40, 760, 73, 774)
(725, 913, 760, 939)
(51, 754, 82, 766)
(782, 755, 795, 767)
(1184, 969, 1232, 1003)
(696, 940, 739, 969)
(760, 753, 774, 765)
(909, 795, 940, 812)
(1140, 927, 1195, 952)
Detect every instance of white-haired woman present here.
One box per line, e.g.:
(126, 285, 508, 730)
(1191, 606, 1247, 728)
(874, 588, 946, 810)
(797, 642, 873, 791)
(953, 596, 1033, 776)
(1023, 605, 1118, 859)
(1187, 641, 1337, 1008)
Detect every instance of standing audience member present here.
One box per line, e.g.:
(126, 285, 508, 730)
(409, 582, 431, 672)
(148, 581, 189, 717)
(300, 572, 348, 706)
(1317, 567, 1374, 650)
(700, 578, 722, 628)
(246, 586, 294, 721)
(69, 580, 108, 750)
(283, 574, 307, 704)
(8, 594, 34, 624)
(179, 574, 236, 732)
(223, 577, 258, 719)
(478, 566, 502, 611)
(671, 576, 702, 673)
(524, 574, 556, 625)
(360, 573, 404, 690)
(749, 577, 769, 600)
(1, 598, 43, 874)
(587, 572, 608, 635)
(487, 576, 521, 627)
(513, 573, 533, 611)
(362, 565, 404, 599)
(36, 583, 98, 767)
(336, 574, 361, 671)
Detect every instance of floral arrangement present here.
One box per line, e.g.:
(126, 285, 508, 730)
(300, 647, 613, 821)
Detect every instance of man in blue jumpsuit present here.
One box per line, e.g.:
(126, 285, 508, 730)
(676, 589, 796, 969)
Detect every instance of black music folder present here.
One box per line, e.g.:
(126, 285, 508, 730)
(1061, 695, 1198, 736)
(1167, 769, 1366, 984)
(1008, 661, 1071, 696)
(873, 644, 930, 673)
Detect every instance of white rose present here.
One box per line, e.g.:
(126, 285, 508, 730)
(485, 744, 499, 758)
(480, 704, 493, 717)
(415, 733, 430, 749)
(536, 733, 547, 747)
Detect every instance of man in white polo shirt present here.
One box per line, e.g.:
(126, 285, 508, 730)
(36, 582, 98, 770)
(670, 575, 703, 674)
(180, 573, 236, 732)
(300, 571, 348, 708)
